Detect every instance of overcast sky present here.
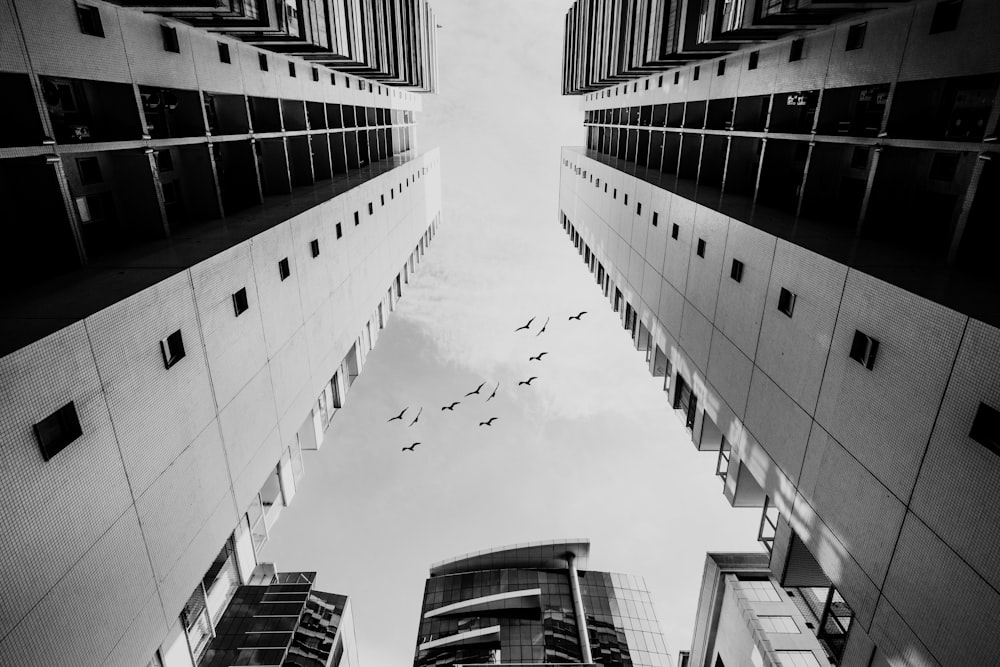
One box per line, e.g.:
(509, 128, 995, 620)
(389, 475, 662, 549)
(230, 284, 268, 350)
(261, 1, 762, 664)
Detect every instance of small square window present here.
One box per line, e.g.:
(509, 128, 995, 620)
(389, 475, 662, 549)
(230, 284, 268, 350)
(846, 23, 867, 51)
(336, 222, 343, 239)
(970, 402, 1000, 456)
(310, 239, 320, 257)
(652, 212, 658, 227)
(717, 60, 726, 76)
(851, 147, 870, 169)
(232, 287, 249, 316)
(673, 71, 680, 84)
(312, 67, 319, 82)
(77, 157, 102, 185)
(288, 62, 296, 77)
(76, 3, 104, 38)
(731, 259, 744, 282)
(693, 66, 700, 81)
(278, 257, 291, 280)
(930, 0, 962, 34)
(637, 202, 642, 215)
(34, 402, 83, 461)
(696, 239, 706, 257)
(929, 152, 959, 181)
(218, 42, 231, 64)
(671, 223, 679, 239)
(849, 330, 879, 369)
(161, 25, 180, 53)
(354, 211, 360, 226)
(748, 51, 759, 70)
(160, 330, 185, 368)
(368, 202, 374, 215)
(259, 54, 269, 71)
(778, 287, 796, 317)
(789, 38, 804, 62)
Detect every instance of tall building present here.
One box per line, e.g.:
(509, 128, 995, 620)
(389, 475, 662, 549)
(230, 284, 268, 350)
(0, 0, 440, 665)
(198, 564, 359, 667)
(411, 539, 672, 667)
(559, 1, 1000, 666)
(681, 553, 836, 667)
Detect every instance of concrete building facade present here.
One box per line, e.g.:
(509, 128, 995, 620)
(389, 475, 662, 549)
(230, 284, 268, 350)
(0, 1, 441, 665)
(559, 1, 1000, 666)
(412, 540, 673, 667)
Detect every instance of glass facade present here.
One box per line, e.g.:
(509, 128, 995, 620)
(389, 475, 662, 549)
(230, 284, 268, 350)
(414, 566, 670, 666)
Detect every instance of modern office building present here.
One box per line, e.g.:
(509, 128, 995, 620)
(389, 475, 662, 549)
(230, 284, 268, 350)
(681, 553, 836, 667)
(559, 1, 1000, 666)
(0, 0, 440, 665)
(197, 563, 359, 667)
(411, 539, 672, 667)
(111, 0, 439, 92)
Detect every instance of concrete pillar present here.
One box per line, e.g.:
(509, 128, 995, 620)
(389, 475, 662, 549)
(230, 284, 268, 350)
(566, 551, 594, 665)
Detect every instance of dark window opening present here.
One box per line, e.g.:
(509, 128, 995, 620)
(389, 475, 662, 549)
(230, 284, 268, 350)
(368, 202, 373, 215)
(259, 54, 268, 71)
(310, 239, 320, 257)
(232, 287, 249, 316)
(778, 287, 796, 317)
(846, 23, 867, 51)
(674, 71, 680, 84)
(652, 212, 658, 226)
(672, 223, 679, 239)
(789, 38, 804, 62)
(312, 68, 319, 82)
(278, 257, 290, 280)
(849, 330, 879, 369)
(637, 202, 642, 215)
(970, 402, 1000, 456)
(731, 259, 744, 282)
(693, 66, 700, 81)
(160, 330, 185, 368)
(77, 157, 102, 185)
(851, 147, 870, 169)
(930, 0, 962, 34)
(161, 25, 179, 53)
(718, 60, 726, 76)
(336, 222, 343, 239)
(748, 51, 759, 70)
(354, 211, 360, 226)
(34, 402, 83, 461)
(929, 152, 959, 181)
(218, 42, 230, 64)
(696, 238, 706, 257)
(75, 3, 104, 38)
(288, 62, 296, 77)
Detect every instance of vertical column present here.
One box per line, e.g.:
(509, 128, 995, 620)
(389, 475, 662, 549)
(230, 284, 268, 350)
(566, 551, 594, 664)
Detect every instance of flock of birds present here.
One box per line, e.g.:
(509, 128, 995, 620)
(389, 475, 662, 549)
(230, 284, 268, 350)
(389, 311, 588, 452)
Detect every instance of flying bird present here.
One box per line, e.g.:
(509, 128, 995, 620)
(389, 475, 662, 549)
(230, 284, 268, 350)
(408, 407, 423, 427)
(464, 382, 486, 397)
(529, 352, 549, 361)
(568, 311, 588, 321)
(479, 417, 498, 427)
(387, 408, 407, 422)
(486, 382, 500, 401)
(518, 377, 538, 386)
(402, 442, 420, 452)
(441, 401, 461, 411)
(536, 317, 550, 336)
(514, 317, 535, 332)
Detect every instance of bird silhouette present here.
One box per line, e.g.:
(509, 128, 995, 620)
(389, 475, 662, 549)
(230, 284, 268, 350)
(486, 382, 500, 401)
(514, 317, 535, 332)
(464, 382, 486, 397)
(479, 417, 498, 427)
(536, 317, 550, 336)
(441, 401, 460, 411)
(387, 408, 407, 422)
(568, 311, 588, 321)
(529, 352, 549, 361)
(402, 442, 420, 452)
(408, 407, 422, 427)
(518, 377, 538, 386)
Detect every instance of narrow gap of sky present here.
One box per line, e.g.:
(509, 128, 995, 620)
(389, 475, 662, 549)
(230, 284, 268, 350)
(262, 2, 762, 664)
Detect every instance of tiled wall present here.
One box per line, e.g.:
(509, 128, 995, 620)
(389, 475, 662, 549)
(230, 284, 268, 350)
(560, 147, 1000, 666)
(0, 150, 441, 666)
